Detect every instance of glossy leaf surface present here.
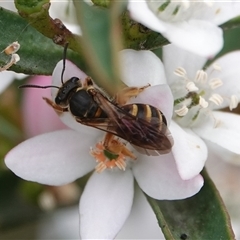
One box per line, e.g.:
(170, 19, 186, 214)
(0, 7, 84, 75)
(146, 169, 235, 240)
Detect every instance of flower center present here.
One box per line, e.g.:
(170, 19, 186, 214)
(172, 65, 238, 127)
(146, 0, 216, 22)
(90, 137, 136, 173)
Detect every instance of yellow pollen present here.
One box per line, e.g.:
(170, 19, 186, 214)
(2, 41, 20, 55)
(90, 139, 136, 173)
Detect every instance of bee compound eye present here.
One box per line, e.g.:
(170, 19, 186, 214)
(55, 96, 61, 104)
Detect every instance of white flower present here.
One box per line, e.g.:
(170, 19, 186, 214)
(162, 44, 240, 161)
(5, 56, 204, 238)
(128, 0, 240, 57)
(37, 188, 164, 239)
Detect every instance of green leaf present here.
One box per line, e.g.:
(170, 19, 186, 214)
(92, 0, 111, 8)
(0, 171, 42, 230)
(121, 12, 169, 50)
(14, 0, 83, 54)
(74, 1, 124, 95)
(221, 16, 240, 31)
(0, 85, 24, 162)
(146, 169, 235, 240)
(0, 7, 85, 75)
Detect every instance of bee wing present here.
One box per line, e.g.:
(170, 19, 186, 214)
(75, 117, 129, 139)
(117, 114, 173, 154)
(77, 114, 173, 155)
(88, 89, 173, 154)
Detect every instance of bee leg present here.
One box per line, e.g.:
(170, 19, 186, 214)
(103, 132, 114, 147)
(83, 76, 94, 87)
(103, 133, 136, 160)
(43, 97, 68, 113)
(118, 143, 137, 160)
(115, 84, 151, 105)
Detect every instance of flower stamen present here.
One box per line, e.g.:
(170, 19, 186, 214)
(194, 70, 207, 84)
(172, 64, 238, 128)
(175, 105, 189, 116)
(209, 78, 223, 89)
(0, 53, 20, 72)
(90, 138, 136, 173)
(1, 41, 20, 55)
(212, 63, 221, 71)
(209, 94, 223, 106)
(229, 95, 238, 110)
(186, 81, 199, 92)
(199, 96, 208, 109)
(174, 67, 187, 78)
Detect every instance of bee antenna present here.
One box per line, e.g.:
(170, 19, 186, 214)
(19, 84, 60, 89)
(61, 42, 69, 85)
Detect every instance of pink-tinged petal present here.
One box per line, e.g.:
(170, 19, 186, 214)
(5, 130, 96, 186)
(163, 44, 207, 85)
(79, 170, 134, 239)
(206, 51, 240, 109)
(193, 111, 240, 155)
(170, 121, 207, 180)
(163, 20, 223, 58)
(116, 187, 164, 239)
(133, 154, 204, 200)
(128, 84, 173, 123)
(51, 60, 88, 97)
(128, 1, 166, 33)
(119, 49, 167, 86)
(22, 76, 67, 137)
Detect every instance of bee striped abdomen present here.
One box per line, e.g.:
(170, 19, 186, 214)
(122, 103, 167, 129)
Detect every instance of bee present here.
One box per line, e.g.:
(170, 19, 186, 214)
(20, 45, 173, 156)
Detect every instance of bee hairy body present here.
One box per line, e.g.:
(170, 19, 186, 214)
(69, 89, 167, 135)
(63, 80, 172, 154)
(69, 89, 106, 118)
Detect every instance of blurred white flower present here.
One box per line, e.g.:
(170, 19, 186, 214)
(128, 0, 240, 57)
(0, 71, 25, 94)
(0, 1, 17, 11)
(50, 0, 77, 25)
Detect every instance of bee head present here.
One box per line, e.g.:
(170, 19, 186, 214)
(55, 77, 82, 106)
